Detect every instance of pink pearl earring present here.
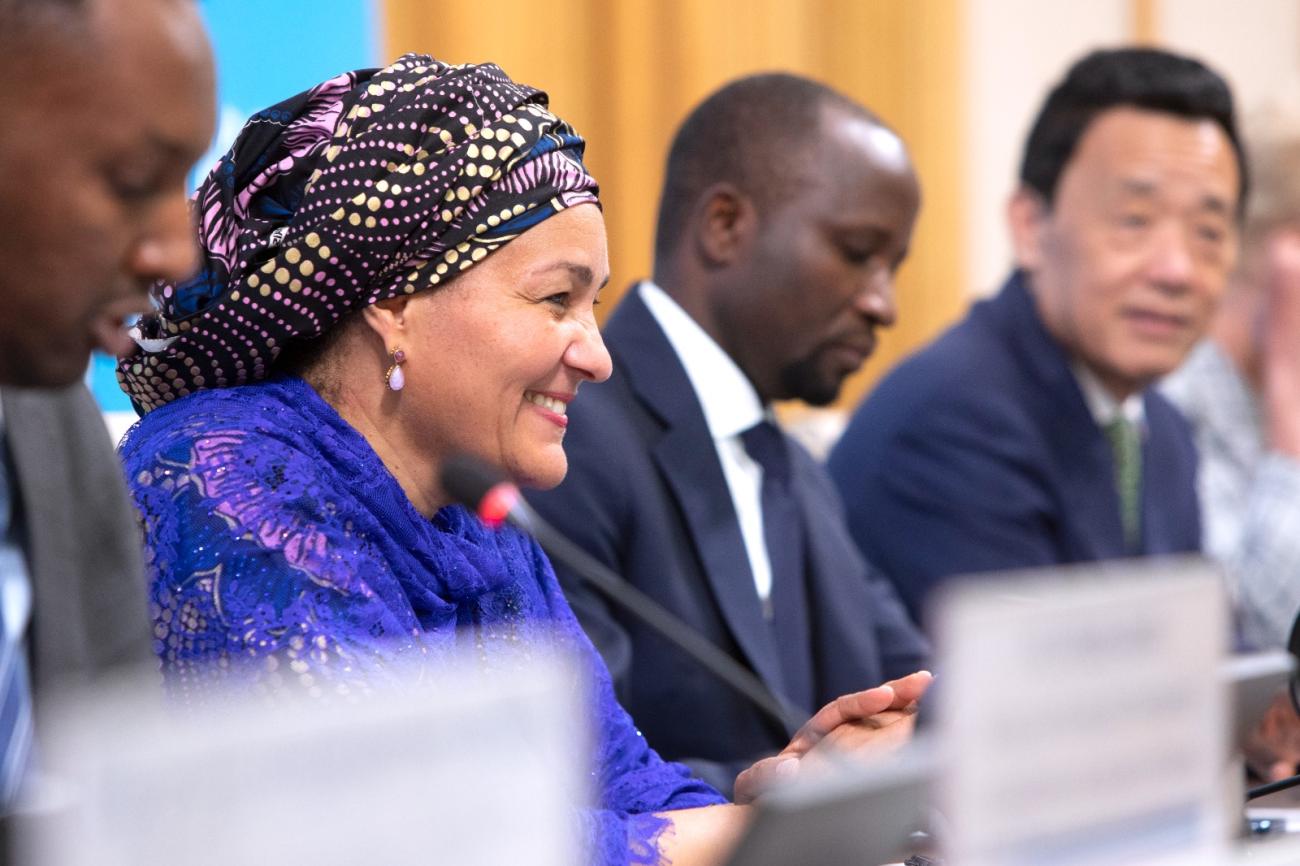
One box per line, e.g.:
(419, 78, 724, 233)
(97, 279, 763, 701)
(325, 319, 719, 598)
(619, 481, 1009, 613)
(385, 347, 406, 392)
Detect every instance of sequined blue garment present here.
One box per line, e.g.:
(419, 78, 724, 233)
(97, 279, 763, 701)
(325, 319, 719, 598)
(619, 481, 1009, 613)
(119, 376, 724, 865)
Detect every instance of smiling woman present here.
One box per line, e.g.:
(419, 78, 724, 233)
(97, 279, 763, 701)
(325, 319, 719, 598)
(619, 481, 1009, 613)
(288, 204, 613, 505)
(114, 55, 753, 866)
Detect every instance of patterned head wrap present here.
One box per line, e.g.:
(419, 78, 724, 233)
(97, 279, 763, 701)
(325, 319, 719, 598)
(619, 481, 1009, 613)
(117, 54, 600, 413)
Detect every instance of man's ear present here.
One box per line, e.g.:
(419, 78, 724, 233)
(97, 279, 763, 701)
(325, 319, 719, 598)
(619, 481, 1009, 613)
(1007, 186, 1051, 272)
(693, 182, 756, 268)
(361, 296, 413, 348)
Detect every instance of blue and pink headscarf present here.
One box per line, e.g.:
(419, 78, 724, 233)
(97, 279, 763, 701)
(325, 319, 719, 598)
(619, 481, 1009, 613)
(118, 54, 600, 413)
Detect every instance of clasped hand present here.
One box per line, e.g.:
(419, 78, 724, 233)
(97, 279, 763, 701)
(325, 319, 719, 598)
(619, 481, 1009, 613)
(733, 670, 933, 804)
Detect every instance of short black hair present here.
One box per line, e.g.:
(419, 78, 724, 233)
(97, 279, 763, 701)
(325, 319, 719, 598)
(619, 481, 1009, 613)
(1020, 47, 1247, 214)
(653, 72, 879, 264)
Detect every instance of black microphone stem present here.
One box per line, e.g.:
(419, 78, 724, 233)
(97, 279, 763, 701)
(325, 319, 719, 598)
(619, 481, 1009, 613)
(524, 511, 808, 739)
(1247, 773, 1300, 801)
(438, 454, 809, 740)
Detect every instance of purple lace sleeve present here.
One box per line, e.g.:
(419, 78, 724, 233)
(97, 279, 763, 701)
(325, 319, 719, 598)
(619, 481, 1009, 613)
(119, 380, 727, 865)
(519, 541, 727, 864)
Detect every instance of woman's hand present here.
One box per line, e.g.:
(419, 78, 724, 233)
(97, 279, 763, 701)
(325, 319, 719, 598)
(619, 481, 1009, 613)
(655, 672, 931, 866)
(732, 670, 933, 804)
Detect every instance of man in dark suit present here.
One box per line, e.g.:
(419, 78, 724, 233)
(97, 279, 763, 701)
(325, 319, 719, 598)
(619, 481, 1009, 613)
(828, 48, 1245, 627)
(529, 73, 930, 795)
(0, 0, 214, 808)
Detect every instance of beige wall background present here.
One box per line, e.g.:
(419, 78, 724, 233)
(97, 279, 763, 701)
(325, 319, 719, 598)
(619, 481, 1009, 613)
(383, 0, 1300, 415)
(965, 0, 1300, 300)
(384, 0, 965, 409)
(962, 0, 1132, 298)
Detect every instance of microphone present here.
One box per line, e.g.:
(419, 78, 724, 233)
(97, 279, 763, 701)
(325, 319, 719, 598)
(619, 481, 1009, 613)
(441, 453, 807, 738)
(1246, 773, 1300, 801)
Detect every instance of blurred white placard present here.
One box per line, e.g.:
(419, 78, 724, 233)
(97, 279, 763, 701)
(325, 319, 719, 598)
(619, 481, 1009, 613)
(934, 557, 1229, 866)
(18, 650, 587, 866)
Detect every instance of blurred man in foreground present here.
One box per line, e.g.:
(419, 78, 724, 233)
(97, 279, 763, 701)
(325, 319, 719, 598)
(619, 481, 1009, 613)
(0, 0, 214, 806)
(830, 48, 1244, 625)
(529, 73, 930, 796)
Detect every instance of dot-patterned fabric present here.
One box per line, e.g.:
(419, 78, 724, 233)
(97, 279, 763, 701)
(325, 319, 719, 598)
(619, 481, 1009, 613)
(117, 54, 600, 413)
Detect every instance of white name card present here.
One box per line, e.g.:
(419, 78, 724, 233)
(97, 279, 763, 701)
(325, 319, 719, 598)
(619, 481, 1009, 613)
(19, 648, 587, 866)
(933, 557, 1229, 866)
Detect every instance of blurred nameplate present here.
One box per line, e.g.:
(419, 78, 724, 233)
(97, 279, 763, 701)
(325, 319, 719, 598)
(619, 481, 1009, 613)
(1228, 831, 1300, 864)
(18, 649, 587, 866)
(932, 557, 1229, 866)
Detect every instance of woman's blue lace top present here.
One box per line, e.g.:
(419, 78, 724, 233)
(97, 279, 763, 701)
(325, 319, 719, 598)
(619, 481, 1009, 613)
(119, 376, 724, 865)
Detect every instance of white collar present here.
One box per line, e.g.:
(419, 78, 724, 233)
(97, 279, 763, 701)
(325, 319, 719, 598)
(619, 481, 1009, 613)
(638, 281, 767, 438)
(1071, 361, 1145, 427)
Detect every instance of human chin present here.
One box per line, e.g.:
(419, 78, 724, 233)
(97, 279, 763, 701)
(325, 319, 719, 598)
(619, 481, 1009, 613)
(4, 335, 90, 388)
(1083, 341, 1175, 396)
(1120, 347, 1190, 388)
(1111, 323, 1198, 378)
(507, 442, 569, 490)
(778, 354, 845, 407)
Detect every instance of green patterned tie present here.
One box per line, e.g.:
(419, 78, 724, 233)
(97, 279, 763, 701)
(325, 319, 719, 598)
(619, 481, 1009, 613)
(1103, 417, 1142, 551)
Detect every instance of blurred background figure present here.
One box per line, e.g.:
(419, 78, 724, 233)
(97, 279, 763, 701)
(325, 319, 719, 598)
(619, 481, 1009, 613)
(1162, 123, 1300, 651)
(827, 47, 1244, 625)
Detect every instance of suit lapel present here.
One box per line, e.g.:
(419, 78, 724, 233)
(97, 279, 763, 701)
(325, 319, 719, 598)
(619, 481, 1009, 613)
(788, 453, 886, 699)
(2, 386, 91, 686)
(993, 274, 1128, 558)
(791, 467, 849, 617)
(1137, 396, 1196, 554)
(1138, 403, 1163, 552)
(606, 290, 788, 696)
(1, 385, 152, 692)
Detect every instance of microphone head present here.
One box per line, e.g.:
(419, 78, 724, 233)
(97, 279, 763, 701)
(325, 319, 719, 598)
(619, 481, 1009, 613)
(440, 453, 520, 528)
(441, 453, 505, 509)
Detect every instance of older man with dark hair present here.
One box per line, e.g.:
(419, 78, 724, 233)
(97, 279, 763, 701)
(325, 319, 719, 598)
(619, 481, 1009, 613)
(830, 47, 1244, 625)
(0, 0, 213, 808)
(529, 72, 930, 796)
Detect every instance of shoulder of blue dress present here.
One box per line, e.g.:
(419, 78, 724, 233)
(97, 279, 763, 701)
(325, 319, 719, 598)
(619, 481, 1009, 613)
(119, 376, 358, 470)
(437, 505, 551, 567)
(435, 504, 524, 544)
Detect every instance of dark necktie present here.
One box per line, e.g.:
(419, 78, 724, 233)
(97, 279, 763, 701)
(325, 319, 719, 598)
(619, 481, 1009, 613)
(740, 420, 814, 713)
(0, 444, 33, 809)
(1103, 416, 1143, 552)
